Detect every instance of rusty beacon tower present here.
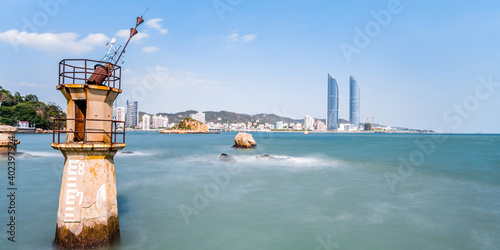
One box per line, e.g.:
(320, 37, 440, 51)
(51, 16, 144, 248)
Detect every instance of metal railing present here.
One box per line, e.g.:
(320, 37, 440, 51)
(58, 59, 122, 89)
(52, 118, 125, 144)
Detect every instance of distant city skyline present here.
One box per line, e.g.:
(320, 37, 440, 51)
(0, 1, 499, 133)
(120, 106, 430, 132)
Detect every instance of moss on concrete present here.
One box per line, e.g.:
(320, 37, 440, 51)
(54, 216, 120, 248)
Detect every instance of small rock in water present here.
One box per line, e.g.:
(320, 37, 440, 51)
(220, 153, 237, 162)
(121, 151, 134, 155)
(256, 154, 271, 159)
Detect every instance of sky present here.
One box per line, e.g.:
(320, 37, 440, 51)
(0, 0, 499, 133)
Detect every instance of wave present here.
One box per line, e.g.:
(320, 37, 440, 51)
(18, 151, 62, 157)
(116, 151, 155, 157)
(178, 153, 347, 171)
(236, 154, 344, 168)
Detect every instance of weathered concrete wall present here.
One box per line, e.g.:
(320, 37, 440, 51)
(57, 84, 121, 143)
(53, 144, 124, 248)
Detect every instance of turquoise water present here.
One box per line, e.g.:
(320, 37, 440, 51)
(1, 132, 499, 249)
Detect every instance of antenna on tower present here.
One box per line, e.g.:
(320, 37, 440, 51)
(111, 10, 147, 69)
(87, 12, 147, 85)
(101, 37, 120, 63)
(142, 7, 150, 17)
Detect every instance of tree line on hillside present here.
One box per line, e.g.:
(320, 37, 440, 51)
(0, 86, 66, 130)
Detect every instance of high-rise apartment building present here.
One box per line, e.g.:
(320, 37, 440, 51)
(190, 112, 206, 124)
(275, 121, 284, 130)
(142, 114, 150, 130)
(304, 115, 315, 130)
(126, 100, 138, 128)
(152, 115, 169, 128)
(116, 107, 126, 128)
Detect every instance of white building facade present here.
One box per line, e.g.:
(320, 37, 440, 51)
(116, 107, 126, 128)
(275, 121, 284, 130)
(190, 112, 206, 124)
(142, 114, 151, 130)
(304, 115, 315, 130)
(152, 115, 168, 128)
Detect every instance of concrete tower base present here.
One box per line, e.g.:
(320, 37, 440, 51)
(52, 143, 125, 248)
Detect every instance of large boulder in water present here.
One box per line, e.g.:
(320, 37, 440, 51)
(234, 132, 257, 148)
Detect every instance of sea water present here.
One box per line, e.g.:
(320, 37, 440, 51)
(1, 132, 499, 249)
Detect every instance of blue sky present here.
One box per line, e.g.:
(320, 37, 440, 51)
(1, 0, 499, 133)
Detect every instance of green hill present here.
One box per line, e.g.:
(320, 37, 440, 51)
(0, 86, 66, 129)
(145, 110, 348, 125)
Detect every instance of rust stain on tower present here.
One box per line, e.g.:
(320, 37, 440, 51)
(51, 16, 144, 248)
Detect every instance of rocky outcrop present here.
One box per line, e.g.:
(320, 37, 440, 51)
(160, 118, 209, 134)
(179, 118, 208, 132)
(0, 126, 20, 156)
(233, 132, 257, 148)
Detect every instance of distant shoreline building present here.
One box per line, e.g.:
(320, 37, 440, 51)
(304, 115, 314, 130)
(190, 112, 206, 124)
(116, 107, 126, 129)
(327, 74, 339, 131)
(142, 114, 151, 130)
(275, 121, 284, 130)
(152, 115, 168, 128)
(314, 119, 326, 131)
(126, 100, 138, 128)
(350, 76, 360, 130)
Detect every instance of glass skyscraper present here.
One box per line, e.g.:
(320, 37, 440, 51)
(349, 75, 360, 129)
(327, 74, 339, 131)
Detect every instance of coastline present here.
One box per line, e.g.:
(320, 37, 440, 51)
(159, 130, 219, 134)
(127, 129, 435, 134)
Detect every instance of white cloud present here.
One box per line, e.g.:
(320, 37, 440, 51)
(242, 34, 257, 42)
(0, 29, 109, 54)
(145, 18, 168, 35)
(152, 66, 170, 72)
(142, 46, 159, 53)
(19, 82, 43, 88)
(124, 66, 222, 91)
(226, 31, 257, 42)
(115, 29, 150, 42)
(226, 33, 239, 42)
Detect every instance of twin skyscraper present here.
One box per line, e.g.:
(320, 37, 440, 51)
(327, 74, 360, 131)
